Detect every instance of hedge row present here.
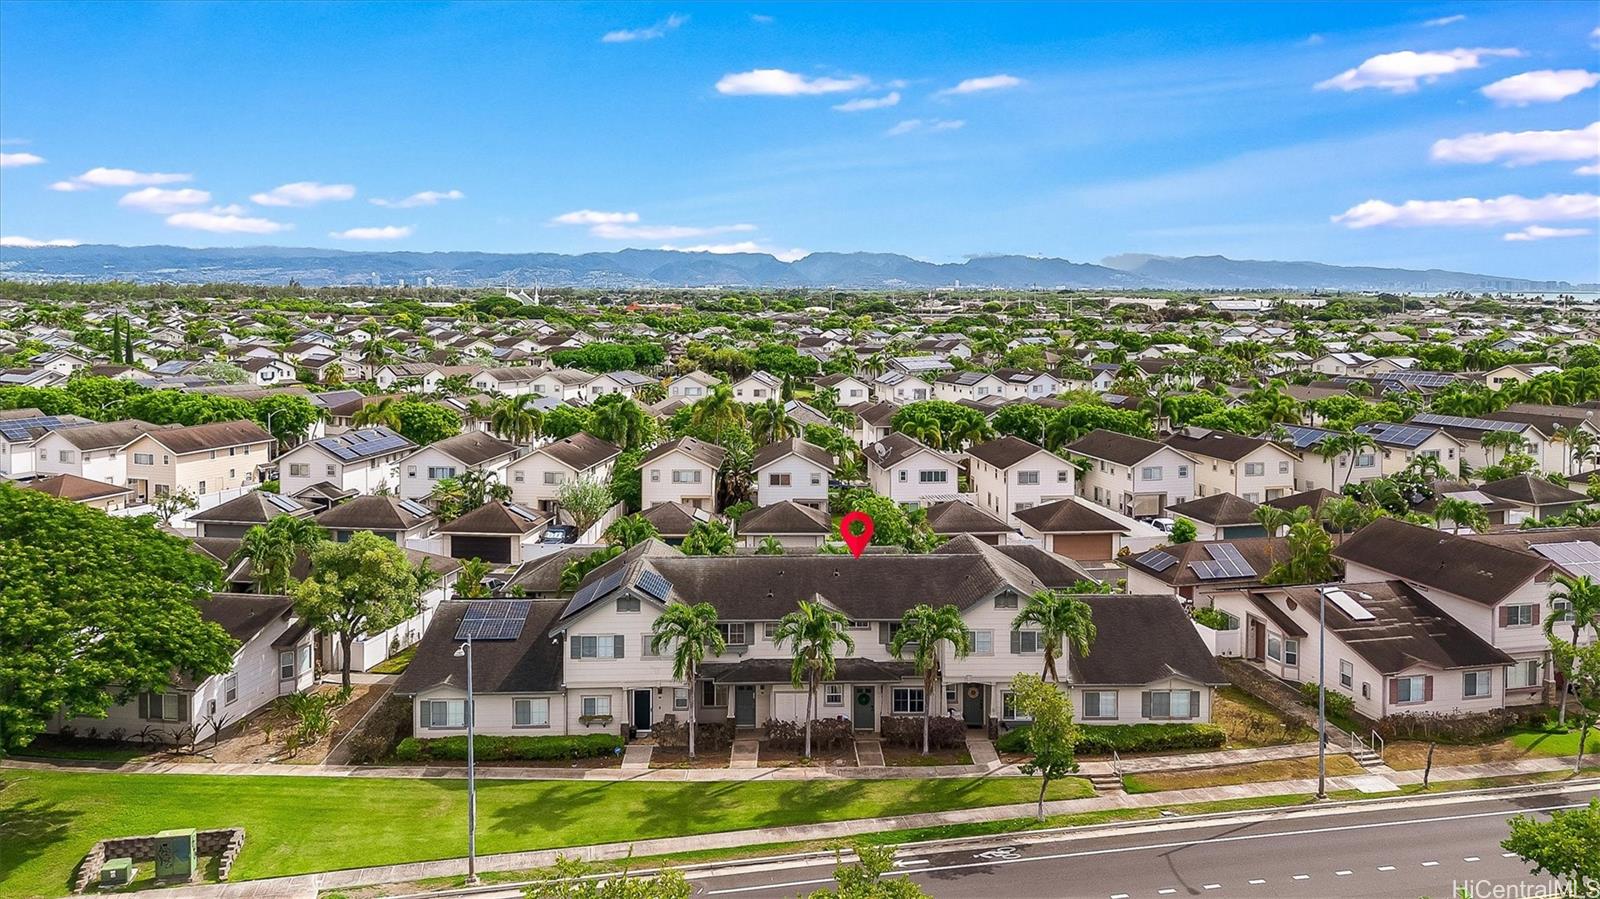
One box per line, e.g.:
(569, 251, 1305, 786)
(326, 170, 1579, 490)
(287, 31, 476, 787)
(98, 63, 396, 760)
(394, 733, 623, 762)
(998, 722, 1226, 755)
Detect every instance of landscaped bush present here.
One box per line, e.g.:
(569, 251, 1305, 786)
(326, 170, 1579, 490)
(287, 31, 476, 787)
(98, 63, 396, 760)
(346, 694, 412, 765)
(1000, 722, 1227, 755)
(651, 714, 735, 751)
(879, 715, 965, 749)
(762, 717, 854, 752)
(392, 733, 622, 763)
(1375, 707, 1535, 743)
(1298, 682, 1356, 719)
(1190, 607, 1234, 630)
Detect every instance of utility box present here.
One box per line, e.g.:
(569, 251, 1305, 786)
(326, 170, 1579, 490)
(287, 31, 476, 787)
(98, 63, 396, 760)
(153, 829, 197, 880)
(99, 858, 134, 887)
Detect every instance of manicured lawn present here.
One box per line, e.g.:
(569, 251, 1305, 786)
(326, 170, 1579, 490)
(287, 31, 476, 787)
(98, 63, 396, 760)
(0, 770, 1090, 897)
(368, 645, 416, 675)
(8, 735, 153, 763)
(1508, 725, 1600, 756)
(1122, 754, 1364, 794)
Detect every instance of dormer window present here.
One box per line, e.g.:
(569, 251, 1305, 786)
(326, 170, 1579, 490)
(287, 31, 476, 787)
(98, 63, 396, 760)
(995, 591, 1019, 610)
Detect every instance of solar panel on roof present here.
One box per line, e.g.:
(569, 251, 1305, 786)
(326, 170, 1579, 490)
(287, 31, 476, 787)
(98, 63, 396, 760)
(1278, 425, 1334, 449)
(1412, 412, 1526, 433)
(1136, 549, 1179, 572)
(1530, 541, 1600, 578)
(263, 492, 302, 513)
(1325, 589, 1376, 621)
(454, 599, 533, 641)
(506, 503, 541, 523)
(0, 415, 92, 442)
(636, 569, 672, 601)
(1205, 543, 1257, 578)
(1190, 560, 1230, 580)
(399, 499, 433, 518)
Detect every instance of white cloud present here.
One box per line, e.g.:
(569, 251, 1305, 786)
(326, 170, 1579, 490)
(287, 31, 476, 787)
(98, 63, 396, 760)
(1315, 47, 1521, 93)
(660, 241, 807, 262)
(1578, 163, 1600, 176)
(370, 189, 464, 208)
(715, 69, 870, 96)
(0, 235, 81, 247)
(1430, 122, 1600, 169)
(833, 92, 900, 112)
(117, 187, 212, 213)
(937, 74, 1024, 96)
(1423, 14, 1466, 26)
(591, 222, 756, 240)
(1480, 69, 1600, 106)
(0, 152, 45, 168)
(1503, 225, 1591, 241)
(250, 181, 356, 207)
(1333, 192, 1600, 228)
(551, 209, 640, 225)
(886, 118, 965, 136)
(210, 203, 248, 215)
(165, 210, 291, 234)
(330, 225, 414, 240)
(51, 166, 192, 190)
(601, 13, 686, 43)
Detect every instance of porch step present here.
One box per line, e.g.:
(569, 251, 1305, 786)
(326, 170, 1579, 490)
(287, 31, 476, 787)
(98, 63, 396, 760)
(855, 738, 885, 767)
(1351, 750, 1383, 768)
(730, 738, 759, 769)
(1087, 772, 1125, 793)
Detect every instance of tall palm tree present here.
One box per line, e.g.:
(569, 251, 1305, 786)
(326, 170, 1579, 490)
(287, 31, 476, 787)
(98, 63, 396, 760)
(231, 516, 325, 595)
(889, 604, 973, 755)
(948, 415, 994, 452)
(1547, 574, 1600, 727)
(772, 600, 856, 758)
(590, 396, 651, 449)
(755, 535, 785, 555)
(690, 383, 745, 433)
(461, 398, 493, 431)
(749, 398, 799, 445)
(1253, 504, 1291, 539)
(489, 394, 543, 444)
(455, 557, 493, 598)
(1316, 433, 1349, 490)
(352, 396, 403, 431)
(1338, 431, 1379, 490)
(1319, 496, 1371, 542)
(1432, 496, 1489, 534)
(603, 514, 659, 548)
(1552, 424, 1586, 476)
(1011, 590, 1097, 683)
(651, 603, 727, 758)
(896, 408, 944, 450)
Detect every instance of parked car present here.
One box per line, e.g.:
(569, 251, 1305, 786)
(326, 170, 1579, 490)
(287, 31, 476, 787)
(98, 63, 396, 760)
(542, 525, 577, 544)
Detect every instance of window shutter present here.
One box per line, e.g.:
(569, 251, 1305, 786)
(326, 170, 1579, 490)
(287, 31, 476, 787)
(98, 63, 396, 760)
(1140, 691, 1151, 718)
(1388, 679, 1400, 704)
(1498, 606, 1510, 626)
(879, 623, 891, 645)
(178, 696, 189, 723)
(1423, 676, 1434, 702)
(1530, 606, 1541, 625)
(1010, 630, 1022, 654)
(571, 638, 581, 660)
(138, 692, 149, 719)
(1189, 690, 1201, 719)
(614, 635, 626, 659)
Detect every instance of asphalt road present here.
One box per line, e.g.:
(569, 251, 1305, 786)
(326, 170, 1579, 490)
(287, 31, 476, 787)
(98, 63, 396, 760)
(688, 785, 1598, 898)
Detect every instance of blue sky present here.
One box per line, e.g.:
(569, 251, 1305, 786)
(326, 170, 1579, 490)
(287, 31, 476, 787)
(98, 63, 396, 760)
(1, 1, 1597, 281)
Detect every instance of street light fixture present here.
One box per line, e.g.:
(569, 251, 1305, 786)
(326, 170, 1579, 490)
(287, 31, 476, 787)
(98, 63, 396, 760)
(1315, 585, 1329, 800)
(453, 637, 480, 885)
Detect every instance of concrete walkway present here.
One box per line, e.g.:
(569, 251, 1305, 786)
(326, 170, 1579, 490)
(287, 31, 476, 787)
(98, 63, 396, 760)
(1076, 741, 1324, 775)
(854, 738, 884, 767)
(620, 744, 652, 771)
(966, 734, 1000, 769)
(134, 757, 1592, 899)
(729, 738, 759, 769)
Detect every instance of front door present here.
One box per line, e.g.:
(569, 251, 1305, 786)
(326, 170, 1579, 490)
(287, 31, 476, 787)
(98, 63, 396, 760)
(633, 689, 652, 733)
(734, 686, 756, 727)
(852, 686, 875, 730)
(962, 684, 985, 727)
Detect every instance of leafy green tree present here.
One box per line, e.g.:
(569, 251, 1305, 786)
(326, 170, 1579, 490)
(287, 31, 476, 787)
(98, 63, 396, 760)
(151, 487, 199, 524)
(604, 513, 659, 548)
(839, 490, 937, 553)
(1263, 518, 1341, 585)
(803, 843, 931, 899)
(609, 447, 645, 512)
(650, 603, 726, 758)
(456, 557, 494, 599)
(681, 519, 735, 556)
(430, 470, 511, 522)
(541, 405, 591, 440)
(253, 394, 321, 446)
(991, 403, 1052, 444)
(393, 400, 462, 445)
(0, 484, 237, 752)
(1169, 517, 1198, 544)
(1010, 673, 1079, 822)
(556, 476, 615, 535)
(230, 516, 325, 595)
(525, 856, 692, 899)
(293, 532, 426, 690)
(1548, 574, 1600, 728)
(1502, 797, 1600, 890)
(550, 343, 639, 373)
(560, 546, 622, 591)
(772, 600, 856, 757)
(1011, 590, 1096, 683)
(890, 604, 972, 755)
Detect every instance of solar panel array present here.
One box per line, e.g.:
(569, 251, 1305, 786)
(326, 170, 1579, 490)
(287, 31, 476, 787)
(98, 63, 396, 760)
(571, 569, 627, 610)
(636, 569, 673, 601)
(315, 427, 412, 462)
(0, 415, 92, 443)
(1190, 543, 1257, 580)
(262, 492, 303, 513)
(454, 599, 534, 641)
(1378, 370, 1457, 389)
(1356, 422, 1435, 448)
(1529, 541, 1600, 579)
(506, 503, 542, 523)
(398, 498, 433, 518)
(1136, 549, 1179, 572)
(1277, 425, 1336, 449)
(1411, 412, 1526, 434)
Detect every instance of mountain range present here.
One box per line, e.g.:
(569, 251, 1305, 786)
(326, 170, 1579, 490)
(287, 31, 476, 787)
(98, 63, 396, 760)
(0, 244, 1576, 291)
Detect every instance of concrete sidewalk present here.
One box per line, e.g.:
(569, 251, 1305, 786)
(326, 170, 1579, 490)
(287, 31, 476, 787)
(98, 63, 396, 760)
(135, 756, 1589, 899)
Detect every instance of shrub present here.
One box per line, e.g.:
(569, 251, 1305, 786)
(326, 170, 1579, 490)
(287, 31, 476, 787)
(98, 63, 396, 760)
(1190, 607, 1233, 630)
(1375, 708, 1532, 743)
(652, 715, 735, 751)
(392, 733, 622, 763)
(1297, 682, 1356, 719)
(879, 714, 965, 749)
(1002, 722, 1227, 755)
(345, 694, 412, 765)
(762, 717, 854, 752)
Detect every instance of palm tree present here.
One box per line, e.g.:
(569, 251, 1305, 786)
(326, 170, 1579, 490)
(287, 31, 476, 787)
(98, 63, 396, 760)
(1432, 496, 1488, 534)
(681, 519, 735, 556)
(1480, 430, 1527, 466)
(948, 415, 994, 452)
(1547, 574, 1600, 727)
(749, 399, 799, 445)
(1338, 431, 1379, 489)
(1011, 590, 1097, 683)
(690, 383, 745, 433)
(651, 603, 726, 758)
(1253, 504, 1291, 539)
(889, 604, 973, 755)
(1319, 496, 1371, 542)
(1552, 425, 1586, 476)
(589, 396, 651, 449)
(490, 394, 543, 444)
(231, 516, 325, 595)
(603, 514, 659, 548)
(352, 396, 403, 431)
(755, 535, 785, 555)
(461, 398, 493, 431)
(772, 600, 856, 758)
(456, 557, 493, 598)
(896, 408, 944, 450)
(1316, 433, 1349, 490)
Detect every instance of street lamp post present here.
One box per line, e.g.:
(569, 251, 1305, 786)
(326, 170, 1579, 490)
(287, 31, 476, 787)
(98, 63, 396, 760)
(454, 637, 480, 885)
(1316, 586, 1328, 800)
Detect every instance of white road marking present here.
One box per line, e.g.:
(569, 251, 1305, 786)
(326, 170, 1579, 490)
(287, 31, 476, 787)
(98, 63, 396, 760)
(1110, 893, 1129, 898)
(1158, 889, 1177, 895)
(1503, 852, 1518, 858)
(1422, 861, 1440, 867)
(1378, 865, 1396, 871)
(1248, 879, 1266, 885)
(701, 799, 1596, 895)
(1203, 884, 1221, 890)
(1335, 870, 1352, 875)
(1464, 856, 1480, 862)
(1293, 874, 1310, 880)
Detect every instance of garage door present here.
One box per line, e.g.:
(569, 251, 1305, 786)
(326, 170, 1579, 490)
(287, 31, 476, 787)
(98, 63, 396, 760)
(1052, 533, 1114, 562)
(770, 690, 807, 723)
(451, 535, 511, 564)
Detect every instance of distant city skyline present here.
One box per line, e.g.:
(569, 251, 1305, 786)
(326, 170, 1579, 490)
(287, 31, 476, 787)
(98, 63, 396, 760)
(0, 1, 1596, 281)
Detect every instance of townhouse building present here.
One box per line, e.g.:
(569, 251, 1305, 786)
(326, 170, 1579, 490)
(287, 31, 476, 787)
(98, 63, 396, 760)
(865, 432, 961, 506)
(30, 419, 170, 488)
(640, 437, 727, 510)
(1066, 429, 1197, 519)
(1165, 429, 1297, 503)
(398, 431, 518, 501)
(121, 420, 275, 504)
(504, 431, 622, 514)
(964, 435, 1076, 527)
(750, 437, 834, 509)
(275, 426, 416, 497)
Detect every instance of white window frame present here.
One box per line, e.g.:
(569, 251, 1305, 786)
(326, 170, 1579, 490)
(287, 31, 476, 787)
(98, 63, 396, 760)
(891, 687, 925, 715)
(1463, 670, 1492, 699)
(1082, 690, 1118, 720)
(1017, 470, 1040, 486)
(279, 650, 296, 680)
(581, 695, 612, 718)
(1339, 659, 1353, 689)
(1394, 675, 1427, 704)
(223, 674, 238, 705)
(824, 685, 844, 706)
(514, 697, 551, 728)
(1140, 466, 1163, 481)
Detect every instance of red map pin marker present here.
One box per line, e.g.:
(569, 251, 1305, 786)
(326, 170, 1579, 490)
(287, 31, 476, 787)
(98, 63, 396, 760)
(839, 511, 874, 558)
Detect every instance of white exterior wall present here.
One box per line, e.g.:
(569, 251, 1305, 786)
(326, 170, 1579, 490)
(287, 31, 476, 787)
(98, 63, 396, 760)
(1192, 445, 1297, 502)
(124, 437, 271, 501)
(1078, 447, 1196, 516)
(968, 449, 1076, 527)
(753, 455, 830, 507)
(399, 447, 511, 501)
(276, 445, 403, 497)
(868, 450, 960, 506)
(641, 449, 717, 509)
(413, 684, 573, 738)
(506, 455, 615, 512)
(32, 433, 130, 485)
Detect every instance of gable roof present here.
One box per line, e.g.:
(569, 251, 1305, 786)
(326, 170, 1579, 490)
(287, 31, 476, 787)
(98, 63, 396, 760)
(1167, 492, 1260, 526)
(924, 500, 1012, 535)
(314, 494, 435, 531)
(1261, 582, 1513, 674)
(1067, 595, 1228, 686)
(1013, 497, 1130, 535)
(751, 437, 836, 472)
(534, 431, 621, 471)
(639, 436, 728, 468)
(422, 430, 517, 466)
(1332, 517, 1550, 606)
(393, 600, 567, 695)
(1164, 428, 1276, 463)
(965, 435, 1051, 470)
(1063, 429, 1167, 466)
(637, 501, 719, 538)
(737, 500, 832, 535)
(1478, 474, 1586, 506)
(865, 431, 953, 469)
(54, 419, 174, 451)
(188, 489, 313, 524)
(24, 473, 133, 502)
(436, 501, 548, 535)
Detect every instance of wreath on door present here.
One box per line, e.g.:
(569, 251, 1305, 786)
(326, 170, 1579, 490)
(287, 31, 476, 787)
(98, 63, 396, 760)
(966, 687, 980, 699)
(857, 692, 871, 706)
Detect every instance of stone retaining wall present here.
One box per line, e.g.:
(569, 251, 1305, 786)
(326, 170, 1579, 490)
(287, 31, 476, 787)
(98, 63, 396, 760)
(73, 828, 244, 893)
